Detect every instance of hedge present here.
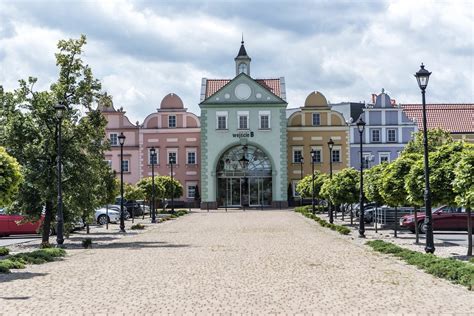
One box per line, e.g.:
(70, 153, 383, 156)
(295, 207, 351, 235)
(367, 240, 474, 290)
(0, 248, 66, 273)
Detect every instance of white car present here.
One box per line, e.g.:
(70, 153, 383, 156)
(95, 208, 120, 225)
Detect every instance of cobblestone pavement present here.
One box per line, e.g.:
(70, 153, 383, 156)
(0, 209, 473, 314)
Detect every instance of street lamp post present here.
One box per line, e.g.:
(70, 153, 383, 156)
(328, 138, 334, 224)
(356, 117, 366, 238)
(299, 157, 304, 206)
(118, 132, 126, 233)
(55, 103, 66, 246)
(170, 156, 175, 213)
(415, 63, 435, 254)
(310, 149, 316, 214)
(150, 147, 156, 223)
(238, 145, 250, 211)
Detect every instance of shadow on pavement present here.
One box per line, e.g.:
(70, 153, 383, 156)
(0, 272, 48, 284)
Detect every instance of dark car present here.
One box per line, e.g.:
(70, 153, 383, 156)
(400, 205, 473, 233)
(114, 198, 143, 217)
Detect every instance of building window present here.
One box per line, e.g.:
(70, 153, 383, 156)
(259, 111, 270, 129)
(332, 149, 341, 162)
(238, 111, 249, 130)
(187, 184, 197, 199)
(148, 148, 158, 165)
(387, 129, 397, 142)
(109, 133, 118, 146)
(121, 160, 129, 172)
(216, 111, 228, 130)
(312, 113, 321, 126)
(168, 151, 177, 165)
(371, 129, 381, 143)
(168, 115, 176, 128)
(187, 151, 196, 165)
(379, 153, 390, 163)
(105, 160, 112, 168)
(362, 153, 372, 169)
(292, 180, 301, 197)
(311, 149, 322, 163)
(293, 148, 303, 163)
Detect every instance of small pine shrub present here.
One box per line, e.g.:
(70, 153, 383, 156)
(131, 223, 145, 230)
(82, 238, 93, 248)
(0, 247, 9, 256)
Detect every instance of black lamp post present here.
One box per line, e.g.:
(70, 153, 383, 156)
(55, 103, 66, 246)
(415, 63, 435, 253)
(239, 145, 250, 211)
(356, 117, 366, 238)
(299, 156, 304, 206)
(150, 147, 156, 223)
(310, 149, 316, 214)
(328, 138, 334, 224)
(170, 156, 175, 213)
(118, 132, 126, 233)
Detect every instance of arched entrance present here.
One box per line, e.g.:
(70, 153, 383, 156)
(216, 145, 272, 207)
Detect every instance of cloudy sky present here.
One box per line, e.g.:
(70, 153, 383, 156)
(1, 0, 472, 123)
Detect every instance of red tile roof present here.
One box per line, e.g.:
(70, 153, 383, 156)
(401, 104, 474, 133)
(205, 79, 282, 99)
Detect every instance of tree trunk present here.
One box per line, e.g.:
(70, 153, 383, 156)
(41, 200, 53, 244)
(467, 207, 472, 257)
(414, 206, 419, 244)
(394, 206, 398, 238)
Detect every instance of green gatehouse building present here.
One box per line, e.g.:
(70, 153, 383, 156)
(199, 41, 288, 209)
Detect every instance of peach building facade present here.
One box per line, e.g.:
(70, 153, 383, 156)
(287, 91, 350, 198)
(100, 93, 201, 203)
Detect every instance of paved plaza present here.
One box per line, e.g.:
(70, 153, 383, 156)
(0, 210, 473, 314)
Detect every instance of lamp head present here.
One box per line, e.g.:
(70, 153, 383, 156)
(328, 138, 334, 150)
(415, 63, 431, 90)
(150, 147, 156, 156)
(55, 103, 66, 119)
(356, 116, 366, 133)
(118, 132, 126, 145)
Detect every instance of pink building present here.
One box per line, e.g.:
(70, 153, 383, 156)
(100, 93, 201, 203)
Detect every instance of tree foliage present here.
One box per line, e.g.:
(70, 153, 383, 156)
(453, 146, 474, 208)
(402, 128, 452, 155)
(0, 35, 112, 244)
(321, 168, 359, 205)
(124, 183, 145, 201)
(296, 171, 326, 199)
(363, 162, 387, 206)
(381, 154, 420, 207)
(0, 147, 23, 206)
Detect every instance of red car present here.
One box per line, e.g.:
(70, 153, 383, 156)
(400, 205, 473, 233)
(0, 208, 44, 237)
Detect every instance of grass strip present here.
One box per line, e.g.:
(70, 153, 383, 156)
(0, 246, 9, 256)
(0, 248, 66, 273)
(295, 207, 351, 235)
(367, 240, 474, 290)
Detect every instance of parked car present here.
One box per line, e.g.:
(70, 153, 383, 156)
(114, 198, 143, 217)
(400, 205, 473, 233)
(0, 208, 44, 237)
(95, 208, 120, 225)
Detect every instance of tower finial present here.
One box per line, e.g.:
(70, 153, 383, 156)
(241, 33, 244, 44)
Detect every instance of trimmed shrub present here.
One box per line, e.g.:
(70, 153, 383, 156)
(295, 208, 350, 235)
(0, 247, 9, 256)
(367, 240, 474, 290)
(131, 223, 145, 230)
(82, 238, 93, 248)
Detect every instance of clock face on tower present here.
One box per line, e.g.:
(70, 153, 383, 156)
(238, 63, 247, 74)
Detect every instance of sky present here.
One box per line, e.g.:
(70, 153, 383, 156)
(0, 0, 473, 123)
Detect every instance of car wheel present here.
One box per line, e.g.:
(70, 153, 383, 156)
(418, 221, 427, 234)
(97, 214, 108, 225)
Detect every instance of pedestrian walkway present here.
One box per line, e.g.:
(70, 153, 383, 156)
(0, 209, 472, 314)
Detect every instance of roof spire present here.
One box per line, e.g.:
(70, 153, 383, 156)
(241, 33, 244, 45)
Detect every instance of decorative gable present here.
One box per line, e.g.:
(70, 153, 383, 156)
(201, 73, 286, 105)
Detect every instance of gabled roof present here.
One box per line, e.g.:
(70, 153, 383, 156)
(204, 78, 282, 99)
(401, 104, 474, 133)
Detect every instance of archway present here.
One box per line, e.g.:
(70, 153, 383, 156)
(216, 144, 272, 207)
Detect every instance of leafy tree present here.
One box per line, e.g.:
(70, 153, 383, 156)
(0, 147, 23, 206)
(453, 148, 474, 256)
(381, 155, 420, 207)
(156, 176, 183, 200)
(403, 128, 452, 155)
(296, 171, 326, 200)
(363, 163, 387, 206)
(137, 177, 164, 204)
(321, 168, 358, 206)
(0, 35, 111, 246)
(124, 183, 144, 201)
